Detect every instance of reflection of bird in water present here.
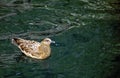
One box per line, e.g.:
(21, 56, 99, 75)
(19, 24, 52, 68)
(12, 38, 55, 60)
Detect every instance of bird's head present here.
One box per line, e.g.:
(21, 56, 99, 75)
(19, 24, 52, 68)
(42, 38, 55, 45)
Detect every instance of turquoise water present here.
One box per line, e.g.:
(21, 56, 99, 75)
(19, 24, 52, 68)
(0, 0, 120, 78)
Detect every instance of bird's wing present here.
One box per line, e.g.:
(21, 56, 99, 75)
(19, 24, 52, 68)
(15, 39, 40, 54)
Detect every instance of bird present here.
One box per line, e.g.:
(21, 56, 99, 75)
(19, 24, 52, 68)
(12, 38, 55, 59)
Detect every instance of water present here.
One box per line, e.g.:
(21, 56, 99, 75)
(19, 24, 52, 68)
(0, 0, 119, 78)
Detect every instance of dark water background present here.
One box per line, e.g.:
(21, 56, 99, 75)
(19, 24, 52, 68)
(0, 0, 120, 78)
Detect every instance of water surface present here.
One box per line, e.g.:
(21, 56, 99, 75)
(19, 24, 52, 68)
(0, 0, 120, 78)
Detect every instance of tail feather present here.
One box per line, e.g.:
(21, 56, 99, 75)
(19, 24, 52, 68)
(12, 38, 21, 46)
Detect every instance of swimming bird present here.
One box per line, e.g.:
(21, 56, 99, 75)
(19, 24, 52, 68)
(12, 38, 55, 59)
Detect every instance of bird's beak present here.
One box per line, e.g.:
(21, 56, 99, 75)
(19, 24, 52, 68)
(51, 40, 55, 43)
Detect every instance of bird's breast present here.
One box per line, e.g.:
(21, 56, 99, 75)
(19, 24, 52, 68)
(38, 45, 51, 59)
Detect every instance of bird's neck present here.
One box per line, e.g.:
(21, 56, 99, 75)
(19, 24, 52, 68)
(41, 42, 50, 46)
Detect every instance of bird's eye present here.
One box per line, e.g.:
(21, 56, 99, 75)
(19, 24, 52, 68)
(46, 40, 50, 42)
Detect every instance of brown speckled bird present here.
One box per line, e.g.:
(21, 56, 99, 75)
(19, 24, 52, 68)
(12, 38, 55, 59)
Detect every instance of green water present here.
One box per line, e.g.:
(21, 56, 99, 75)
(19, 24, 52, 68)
(0, 0, 120, 78)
